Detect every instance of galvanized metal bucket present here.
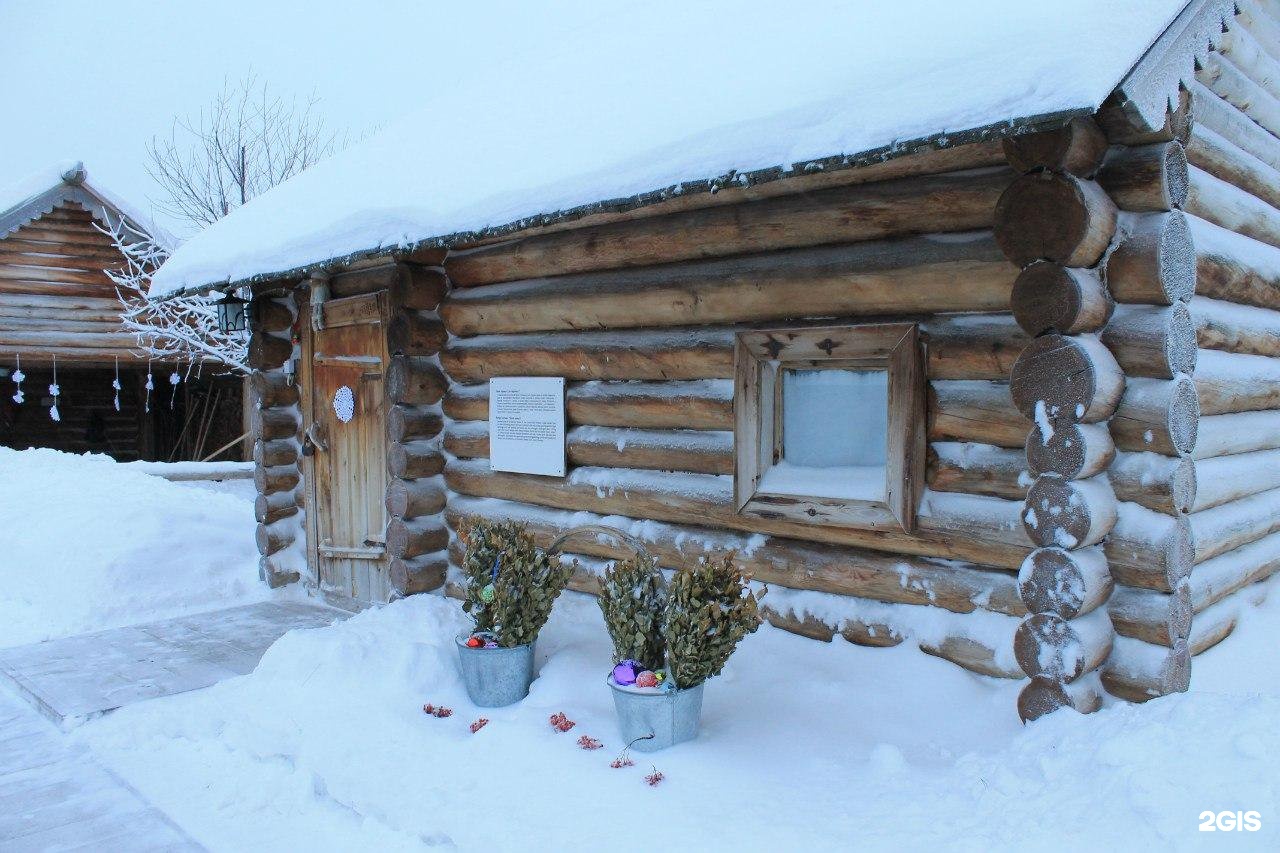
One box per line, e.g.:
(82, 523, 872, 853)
(608, 678, 705, 752)
(456, 636, 535, 707)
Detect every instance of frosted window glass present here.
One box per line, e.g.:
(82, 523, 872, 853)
(782, 368, 888, 467)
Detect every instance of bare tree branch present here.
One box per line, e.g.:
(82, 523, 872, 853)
(146, 72, 342, 229)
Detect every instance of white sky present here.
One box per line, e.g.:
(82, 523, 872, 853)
(0, 0, 597, 239)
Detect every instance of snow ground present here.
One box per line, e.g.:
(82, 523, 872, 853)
(0, 448, 267, 648)
(78, 583, 1280, 851)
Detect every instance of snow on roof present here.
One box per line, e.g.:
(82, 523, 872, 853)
(0, 160, 175, 249)
(149, 0, 1189, 299)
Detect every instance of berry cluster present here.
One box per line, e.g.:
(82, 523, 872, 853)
(470, 718, 489, 734)
(577, 735, 603, 750)
(422, 703, 453, 718)
(548, 712, 576, 733)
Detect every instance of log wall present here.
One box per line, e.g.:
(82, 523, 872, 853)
(432, 148, 1041, 684)
(1100, 5, 1280, 704)
(248, 295, 304, 588)
(996, 116, 1122, 720)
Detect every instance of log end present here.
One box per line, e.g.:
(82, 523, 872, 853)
(994, 171, 1118, 268)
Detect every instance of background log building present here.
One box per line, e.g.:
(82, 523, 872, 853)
(151, 0, 1280, 719)
(0, 164, 244, 461)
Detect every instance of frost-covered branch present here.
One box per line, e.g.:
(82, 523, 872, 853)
(98, 217, 249, 373)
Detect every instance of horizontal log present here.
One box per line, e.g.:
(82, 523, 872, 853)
(0, 263, 110, 286)
(445, 458, 1033, 568)
(1102, 636, 1190, 701)
(1197, 51, 1280, 140)
(1105, 211, 1195, 305)
(385, 477, 446, 520)
(253, 461, 300, 495)
(1009, 334, 1125, 424)
(1101, 303, 1196, 378)
(1188, 530, 1280, 613)
(1235, 0, 1280, 76)
(926, 442, 1026, 500)
(1107, 502, 1193, 591)
(1109, 451, 1196, 515)
(327, 262, 403, 298)
(251, 406, 299, 441)
(445, 495, 1025, 615)
(1186, 164, 1280, 251)
(1109, 376, 1199, 457)
(253, 438, 298, 468)
(392, 264, 448, 312)
(1017, 545, 1112, 619)
(1192, 296, 1280, 356)
(387, 404, 443, 442)
(251, 299, 292, 333)
(1108, 582, 1192, 646)
(1190, 449, 1280, 512)
(1011, 262, 1111, 336)
(1021, 474, 1117, 549)
(388, 440, 445, 479)
(386, 355, 446, 405)
(254, 489, 299, 525)
(0, 329, 135, 348)
(924, 315, 1027, 381)
(246, 331, 292, 370)
(1190, 80, 1280, 174)
(1192, 213, 1280, 310)
(1216, 21, 1280, 102)
(441, 234, 1015, 336)
(442, 329, 732, 382)
(446, 168, 1014, 286)
(390, 554, 448, 596)
(1096, 142, 1189, 212)
(259, 554, 300, 589)
(445, 421, 733, 476)
(928, 380, 1028, 448)
(1017, 674, 1103, 721)
(993, 171, 1118, 267)
(249, 369, 299, 409)
(1194, 409, 1280, 458)
(386, 515, 449, 560)
(1186, 123, 1280, 212)
(443, 380, 734, 430)
(387, 313, 448, 356)
(255, 519, 296, 556)
(1190, 485, 1280, 564)
(1002, 117, 1109, 176)
(1013, 609, 1112, 682)
(1026, 421, 1114, 480)
(1189, 598, 1241, 656)
(1194, 348, 1280, 414)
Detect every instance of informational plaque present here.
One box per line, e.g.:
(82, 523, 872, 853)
(488, 377, 566, 477)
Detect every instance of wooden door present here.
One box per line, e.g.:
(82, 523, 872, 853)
(306, 292, 391, 603)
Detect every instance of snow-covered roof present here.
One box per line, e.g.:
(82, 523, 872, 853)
(150, 0, 1199, 299)
(0, 161, 174, 249)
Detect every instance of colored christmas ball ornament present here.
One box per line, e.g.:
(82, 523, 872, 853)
(612, 659, 642, 686)
(479, 583, 495, 604)
(465, 636, 484, 648)
(635, 670, 658, 688)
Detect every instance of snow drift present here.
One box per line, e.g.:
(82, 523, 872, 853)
(0, 448, 265, 647)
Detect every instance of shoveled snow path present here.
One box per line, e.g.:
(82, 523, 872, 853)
(0, 690, 200, 851)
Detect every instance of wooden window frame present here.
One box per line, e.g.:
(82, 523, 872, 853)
(734, 323, 926, 533)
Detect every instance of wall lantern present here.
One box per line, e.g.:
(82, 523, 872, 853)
(215, 291, 251, 334)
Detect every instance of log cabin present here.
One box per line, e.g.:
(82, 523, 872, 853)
(149, 0, 1280, 719)
(0, 163, 244, 460)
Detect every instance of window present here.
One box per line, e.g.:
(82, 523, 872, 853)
(734, 324, 925, 532)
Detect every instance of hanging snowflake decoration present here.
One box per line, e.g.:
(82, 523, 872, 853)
(144, 365, 154, 413)
(112, 357, 122, 412)
(169, 370, 181, 409)
(49, 355, 60, 422)
(10, 354, 23, 404)
(332, 385, 355, 423)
